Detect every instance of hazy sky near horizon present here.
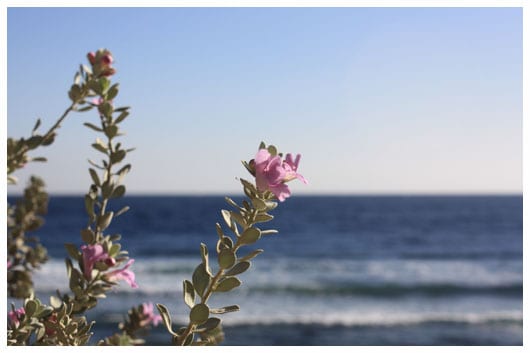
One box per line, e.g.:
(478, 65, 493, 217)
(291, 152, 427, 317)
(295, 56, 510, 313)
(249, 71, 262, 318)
(7, 7, 522, 194)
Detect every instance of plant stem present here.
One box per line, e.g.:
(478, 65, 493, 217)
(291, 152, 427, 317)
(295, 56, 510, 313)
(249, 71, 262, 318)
(7, 103, 76, 168)
(41, 104, 76, 144)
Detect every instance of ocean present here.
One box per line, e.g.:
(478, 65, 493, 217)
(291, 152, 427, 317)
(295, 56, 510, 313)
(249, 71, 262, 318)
(8, 195, 523, 346)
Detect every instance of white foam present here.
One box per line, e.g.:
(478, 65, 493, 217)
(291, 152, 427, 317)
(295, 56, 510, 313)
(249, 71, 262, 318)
(30, 256, 522, 295)
(219, 310, 523, 327)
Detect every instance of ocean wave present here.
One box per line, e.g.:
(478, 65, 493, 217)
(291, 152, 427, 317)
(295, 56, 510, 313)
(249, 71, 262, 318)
(246, 282, 522, 298)
(31, 257, 522, 297)
(215, 309, 524, 327)
(67, 281, 523, 299)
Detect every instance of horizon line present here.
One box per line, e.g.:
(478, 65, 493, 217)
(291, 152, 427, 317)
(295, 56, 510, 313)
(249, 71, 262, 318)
(6, 191, 523, 198)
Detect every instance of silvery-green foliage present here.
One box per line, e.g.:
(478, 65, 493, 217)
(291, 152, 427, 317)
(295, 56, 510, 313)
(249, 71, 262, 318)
(57, 49, 135, 316)
(6, 62, 97, 299)
(7, 297, 93, 346)
(7, 177, 49, 299)
(98, 303, 158, 345)
(7, 49, 148, 346)
(7, 50, 304, 347)
(156, 143, 285, 346)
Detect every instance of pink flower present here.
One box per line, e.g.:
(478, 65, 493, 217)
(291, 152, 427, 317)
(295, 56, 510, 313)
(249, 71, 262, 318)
(8, 307, 25, 326)
(141, 302, 162, 327)
(254, 149, 307, 202)
(104, 259, 138, 288)
(80, 244, 109, 280)
(91, 97, 104, 106)
(284, 153, 308, 184)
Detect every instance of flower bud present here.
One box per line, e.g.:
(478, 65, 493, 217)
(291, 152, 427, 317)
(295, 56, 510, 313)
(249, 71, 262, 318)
(101, 54, 113, 66)
(105, 257, 117, 267)
(87, 52, 96, 65)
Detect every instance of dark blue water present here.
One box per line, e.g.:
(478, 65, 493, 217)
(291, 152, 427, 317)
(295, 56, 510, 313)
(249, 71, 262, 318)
(8, 195, 523, 345)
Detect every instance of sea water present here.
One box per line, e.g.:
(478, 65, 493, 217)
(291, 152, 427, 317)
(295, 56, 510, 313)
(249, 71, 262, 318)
(8, 195, 522, 345)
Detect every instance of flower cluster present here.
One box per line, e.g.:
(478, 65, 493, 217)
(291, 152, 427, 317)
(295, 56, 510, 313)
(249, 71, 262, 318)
(252, 147, 308, 201)
(8, 307, 25, 327)
(87, 49, 116, 77)
(140, 303, 162, 327)
(7, 46, 309, 346)
(80, 244, 138, 288)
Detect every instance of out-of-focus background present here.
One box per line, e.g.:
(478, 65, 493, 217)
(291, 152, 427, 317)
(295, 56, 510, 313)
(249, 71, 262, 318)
(6, 6, 522, 345)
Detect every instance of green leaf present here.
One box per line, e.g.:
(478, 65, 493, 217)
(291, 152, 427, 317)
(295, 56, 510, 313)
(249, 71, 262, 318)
(50, 296, 62, 309)
(267, 145, 277, 156)
(101, 182, 114, 199)
(88, 159, 104, 170)
(225, 197, 243, 211)
(65, 258, 74, 278)
(190, 303, 210, 324)
(110, 234, 122, 241)
(116, 164, 131, 179)
(230, 211, 246, 228)
(265, 201, 278, 210)
(99, 77, 111, 94)
(89, 168, 101, 186)
(215, 223, 224, 239)
(156, 303, 176, 335)
(216, 236, 233, 253)
(108, 243, 121, 257)
(107, 83, 119, 100)
(115, 206, 130, 217)
(97, 212, 114, 231)
(239, 227, 261, 245)
(26, 135, 43, 149)
(255, 213, 274, 223)
(240, 179, 257, 194)
(183, 332, 194, 346)
(261, 229, 279, 236)
(92, 141, 108, 154)
(110, 185, 126, 198)
(25, 300, 38, 317)
(242, 160, 254, 176)
(221, 209, 232, 228)
(251, 198, 267, 211)
(199, 243, 211, 275)
(214, 277, 241, 292)
(225, 261, 251, 276)
(183, 280, 195, 308)
(41, 132, 55, 146)
(110, 150, 126, 164)
(84, 122, 103, 132)
(218, 249, 236, 270)
(209, 305, 240, 315)
(114, 106, 130, 112)
(69, 84, 82, 102)
(64, 243, 80, 260)
(77, 105, 94, 112)
(115, 110, 130, 124)
(73, 71, 81, 84)
(243, 187, 254, 199)
(105, 125, 119, 139)
(192, 263, 211, 298)
(239, 249, 263, 262)
(196, 317, 221, 332)
(32, 118, 41, 133)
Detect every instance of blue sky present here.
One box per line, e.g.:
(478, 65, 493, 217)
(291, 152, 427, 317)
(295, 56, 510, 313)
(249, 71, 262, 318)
(6, 7, 522, 194)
